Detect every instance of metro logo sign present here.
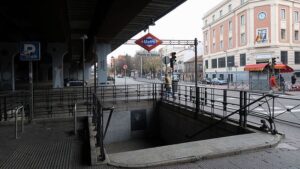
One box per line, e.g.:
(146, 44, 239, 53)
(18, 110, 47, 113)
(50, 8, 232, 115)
(135, 33, 162, 52)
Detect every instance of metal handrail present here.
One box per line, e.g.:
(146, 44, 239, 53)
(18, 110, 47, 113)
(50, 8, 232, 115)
(186, 94, 273, 139)
(15, 105, 25, 139)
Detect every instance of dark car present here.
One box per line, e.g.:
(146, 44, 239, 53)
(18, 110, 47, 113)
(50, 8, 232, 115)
(65, 79, 87, 87)
(107, 76, 115, 84)
(201, 78, 211, 84)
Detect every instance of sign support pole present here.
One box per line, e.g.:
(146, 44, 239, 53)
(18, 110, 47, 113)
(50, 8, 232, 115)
(194, 38, 199, 117)
(125, 69, 127, 86)
(29, 61, 34, 122)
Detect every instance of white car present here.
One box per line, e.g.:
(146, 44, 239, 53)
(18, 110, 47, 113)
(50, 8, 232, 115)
(211, 78, 227, 85)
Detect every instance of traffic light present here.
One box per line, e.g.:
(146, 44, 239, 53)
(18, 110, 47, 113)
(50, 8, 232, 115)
(170, 58, 174, 69)
(271, 58, 276, 65)
(171, 52, 177, 62)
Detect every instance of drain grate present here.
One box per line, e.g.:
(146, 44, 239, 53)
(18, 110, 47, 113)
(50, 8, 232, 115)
(0, 140, 72, 169)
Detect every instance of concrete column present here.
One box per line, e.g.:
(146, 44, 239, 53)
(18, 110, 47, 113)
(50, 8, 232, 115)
(96, 43, 111, 85)
(0, 43, 18, 91)
(47, 43, 67, 88)
(52, 54, 64, 88)
(84, 62, 92, 81)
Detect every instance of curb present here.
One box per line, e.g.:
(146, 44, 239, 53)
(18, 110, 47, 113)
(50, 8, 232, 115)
(107, 134, 282, 168)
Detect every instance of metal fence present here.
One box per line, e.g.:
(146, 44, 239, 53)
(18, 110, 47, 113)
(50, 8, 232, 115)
(1, 84, 300, 131)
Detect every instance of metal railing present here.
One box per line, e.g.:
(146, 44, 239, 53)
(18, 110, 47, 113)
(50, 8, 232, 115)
(91, 93, 114, 161)
(160, 84, 300, 130)
(2, 84, 300, 130)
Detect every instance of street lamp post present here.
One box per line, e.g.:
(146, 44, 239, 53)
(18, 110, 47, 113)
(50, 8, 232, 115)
(140, 55, 143, 78)
(111, 56, 115, 85)
(234, 65, 238, 89)
(81, 34, 88, 99)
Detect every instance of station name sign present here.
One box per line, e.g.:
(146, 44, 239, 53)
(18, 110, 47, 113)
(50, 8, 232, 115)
(135, 33, 162, 52)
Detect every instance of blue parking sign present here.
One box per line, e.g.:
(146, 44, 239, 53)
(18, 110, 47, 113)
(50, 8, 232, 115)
(20, 42, 41, 61)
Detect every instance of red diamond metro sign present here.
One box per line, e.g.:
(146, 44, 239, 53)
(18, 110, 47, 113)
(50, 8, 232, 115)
(135, 33, 162, 52)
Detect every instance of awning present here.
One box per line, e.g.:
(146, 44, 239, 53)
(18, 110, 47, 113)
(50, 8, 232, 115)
(244, 63, 268, 71)
(274, 64, 294, 73)
(244, 63, 294, 73)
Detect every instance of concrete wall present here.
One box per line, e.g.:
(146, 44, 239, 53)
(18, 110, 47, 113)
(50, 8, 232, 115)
(158, 102, 252, 145)
(103, 101, 158, 144)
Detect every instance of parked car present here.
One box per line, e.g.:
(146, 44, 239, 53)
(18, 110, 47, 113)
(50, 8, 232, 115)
(211, 78, 227, 85)
(117, 74, 123, 78)
(65, 79, 87, 87)
(107, 76, 115, 84)
(200, 78, 211, 84)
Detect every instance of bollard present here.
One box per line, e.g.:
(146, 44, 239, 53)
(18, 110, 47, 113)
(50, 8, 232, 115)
(21, 107, 24, 133)
(15, 108, 18, 139)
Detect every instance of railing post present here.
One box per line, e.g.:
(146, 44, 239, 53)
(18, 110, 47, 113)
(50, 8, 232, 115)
(0, 97, 2, 121)
(239, 91, 244, 127)
(243, 91, 247, 128)
(4, 96, 7, 121)
(21, 106, 24, 133)
(74, 104, 77, 135)
(195, 86, 200, 118)
(223, 90, 227, 117)
(204, 88, 207, 106)
(160, 84, 164, 101)
(190, 87, 193, 102)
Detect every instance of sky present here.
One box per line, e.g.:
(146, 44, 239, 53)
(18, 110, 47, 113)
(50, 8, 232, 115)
(107, 0, 221, 59)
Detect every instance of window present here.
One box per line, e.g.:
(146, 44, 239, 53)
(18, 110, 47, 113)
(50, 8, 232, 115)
(256, 28, 268, 43)
(212, 15, 215, 21)
(294, 11, 299, 22)
(204, 32, 208, 41)
(212, 74, 216, 79)
(240, 0, 245, 5)
(218, 57, 226, 68)
(281, 29, 286, 40)
(220, 25, 224, 35)
(241, 33, 246, 45)
(227, 56, 235, 67)
(228, 4, 232, 12)
(212, 59, 217, 68)
(205, 20, 208, 26)
(281, 9, 286, 20)
(219, 74, 224, 80)
(205, 45, 208, 53)
(213, 43, 216, 50)
(295, 30, 299, 40)
(240, 54, 246, 66)
(295, 52, 300, 64)
(205, 60, 208, 69)
(220, 10, 223, 17)
(220, 40, 223, 49)
(229, 37, 233, 48)
(240, 15, 245, 25)
(213, 29, 215, 38)
(229, 20, 232, 31)
(281, 51, 288, 64)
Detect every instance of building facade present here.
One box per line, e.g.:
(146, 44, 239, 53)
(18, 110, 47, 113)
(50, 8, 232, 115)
(184, 55, 203, 81)
(202, 0, 300, 82)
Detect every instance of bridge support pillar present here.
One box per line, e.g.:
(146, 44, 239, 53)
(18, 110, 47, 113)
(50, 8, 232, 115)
(0, 43, 18, 91)
(84, 62, 92, 81)
(48, 43, 67, 88)
(96, 43, 111, 85)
